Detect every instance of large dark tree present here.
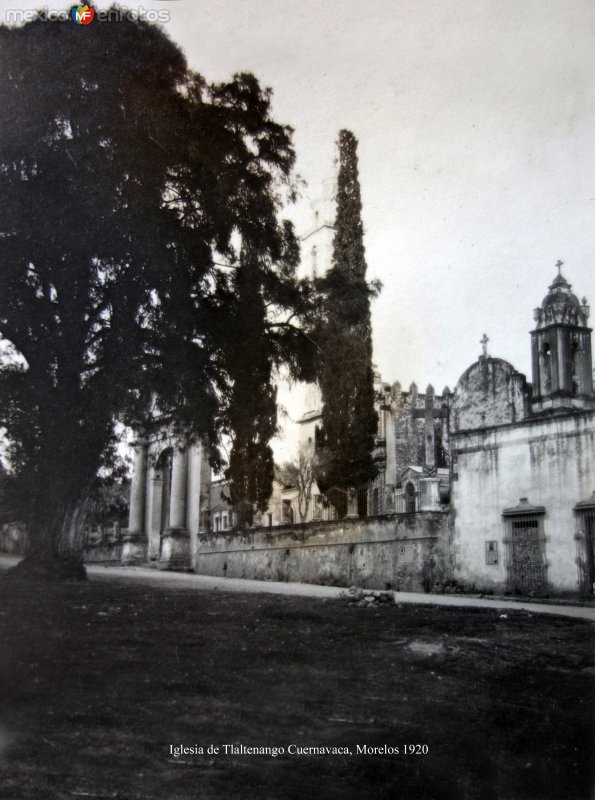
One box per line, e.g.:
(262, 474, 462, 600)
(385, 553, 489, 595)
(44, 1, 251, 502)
(220, 241, 314, 526)
(0, 14, 313, 577)
(315, 130, 378, 499)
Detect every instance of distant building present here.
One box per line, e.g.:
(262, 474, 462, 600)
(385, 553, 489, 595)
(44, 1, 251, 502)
(209, 469, 292, 531)
(294, 373, 451, 521)
(298, 170, 337, 281)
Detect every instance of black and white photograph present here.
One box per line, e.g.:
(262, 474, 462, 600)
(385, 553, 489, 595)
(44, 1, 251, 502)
(0, 1, 593, 798)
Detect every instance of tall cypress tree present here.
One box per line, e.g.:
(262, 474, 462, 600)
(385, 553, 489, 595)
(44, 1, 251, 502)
(315, 130, 378, 498)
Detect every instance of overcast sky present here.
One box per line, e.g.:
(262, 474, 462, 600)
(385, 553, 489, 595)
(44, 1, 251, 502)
(166, 0, 595, 382)
(166, 0, 595, 457)
(3, 0, 595, 459)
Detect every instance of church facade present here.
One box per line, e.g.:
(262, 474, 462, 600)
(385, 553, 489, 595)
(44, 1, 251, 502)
(449, 268, 595, 595)
(123, 427, 210, 570)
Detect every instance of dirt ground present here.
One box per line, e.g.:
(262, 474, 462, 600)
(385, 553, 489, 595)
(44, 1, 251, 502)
(0, 575, 593, 800)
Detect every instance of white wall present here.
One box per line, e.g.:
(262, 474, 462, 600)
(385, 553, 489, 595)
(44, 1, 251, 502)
(451, 411, 595, 593)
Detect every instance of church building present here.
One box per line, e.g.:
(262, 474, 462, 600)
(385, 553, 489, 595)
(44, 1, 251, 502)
(120, 265, 594, 597)
(449, 266, 595, 595)
(118, 156, 595, 599)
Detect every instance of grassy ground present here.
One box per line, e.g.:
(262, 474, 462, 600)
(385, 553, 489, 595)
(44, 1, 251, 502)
(0, 575, 593, 800)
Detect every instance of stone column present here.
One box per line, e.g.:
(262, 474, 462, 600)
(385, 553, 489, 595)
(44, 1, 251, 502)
(122, 437, 148, 564)
(127, 439, 147, 534)
(148, 467, 163, 561)
(384, 399, 397, 492)
(424, 385, 436, 468)
(168, 448, 188, 530)
(441, 387, 450, 464)
(160, 445, 191, 570)
(199, 447, 212, 534)
(186, 443, 203, 572)
(186, 444, 201, 537)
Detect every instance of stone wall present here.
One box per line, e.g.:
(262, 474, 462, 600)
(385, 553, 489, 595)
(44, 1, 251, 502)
(194, 512, 451, 592)
(450, 410, 595, 594)
(0, 522, 126, 561)
(84, 525, 125, 563)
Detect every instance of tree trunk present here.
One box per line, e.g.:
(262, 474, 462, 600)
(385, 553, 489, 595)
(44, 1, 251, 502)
(7, 493, 89, 581)
(297, 493, 310, 523)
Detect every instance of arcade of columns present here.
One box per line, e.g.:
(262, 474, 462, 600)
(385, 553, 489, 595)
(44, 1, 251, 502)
(123, 434, 210, 568)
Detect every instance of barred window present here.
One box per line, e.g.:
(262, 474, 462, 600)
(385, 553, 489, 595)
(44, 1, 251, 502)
(502, 500, 546, 595)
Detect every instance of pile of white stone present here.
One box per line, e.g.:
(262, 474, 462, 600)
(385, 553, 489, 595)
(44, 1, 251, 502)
(343, 586, 396, 608)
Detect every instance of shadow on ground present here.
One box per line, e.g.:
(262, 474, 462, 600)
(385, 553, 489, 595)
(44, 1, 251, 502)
(0, 575, 593, 800)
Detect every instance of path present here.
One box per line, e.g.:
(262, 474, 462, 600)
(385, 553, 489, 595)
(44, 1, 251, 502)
(2, 553, 594, 621)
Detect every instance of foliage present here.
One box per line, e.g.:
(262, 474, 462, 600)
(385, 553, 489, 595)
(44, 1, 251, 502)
(220, 240, 316, 523)
(85, 479, 130, 529)
(85, 446, 131, 528)
(294, 442, 316, 522)
(314, 130, 378, 495)
(0, 461, 15, 524)
(0, 14, 314, 570)
(278, 441, 316, 522)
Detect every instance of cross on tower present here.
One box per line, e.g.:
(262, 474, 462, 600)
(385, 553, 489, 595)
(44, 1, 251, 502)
(555, 259, 564, 276)
(480, 333, 489, 357)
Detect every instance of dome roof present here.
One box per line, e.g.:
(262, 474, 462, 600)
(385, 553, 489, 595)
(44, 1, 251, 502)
(542, 272, 581, 310)
(533, 266, 589, 329)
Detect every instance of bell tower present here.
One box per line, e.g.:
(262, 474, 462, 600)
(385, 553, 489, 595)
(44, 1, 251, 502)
(531, 261, 594, 413)
(298, 164, 337, 281)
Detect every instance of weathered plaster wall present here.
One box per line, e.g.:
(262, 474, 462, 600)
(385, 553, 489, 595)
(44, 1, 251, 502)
(81, 524, 125, 563)
(451, 411, 595, 594)
(451, 357, 530, 432)
(194, 512, 450, 592)
(85, 539, 124, 563)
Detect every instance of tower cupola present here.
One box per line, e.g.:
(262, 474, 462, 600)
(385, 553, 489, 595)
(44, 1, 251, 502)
(531, 261, 594, 413)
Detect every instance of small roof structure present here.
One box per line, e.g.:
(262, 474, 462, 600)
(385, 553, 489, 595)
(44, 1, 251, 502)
(502, 497, 546, 516)
(574, 490, 595, 511)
